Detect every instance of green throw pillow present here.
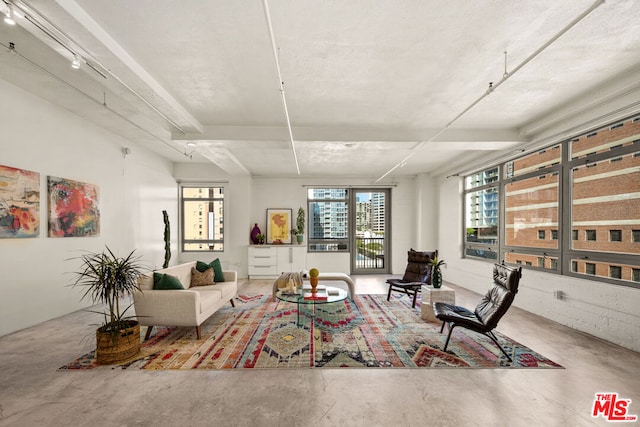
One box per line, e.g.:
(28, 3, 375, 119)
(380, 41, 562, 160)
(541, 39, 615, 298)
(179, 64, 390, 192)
(153, 273, 184, 290)
(197, 259, 224, 282)
(195, 261, 210, 273)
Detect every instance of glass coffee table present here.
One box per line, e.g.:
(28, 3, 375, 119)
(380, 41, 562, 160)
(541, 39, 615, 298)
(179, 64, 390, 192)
(275, 285, 348, 326)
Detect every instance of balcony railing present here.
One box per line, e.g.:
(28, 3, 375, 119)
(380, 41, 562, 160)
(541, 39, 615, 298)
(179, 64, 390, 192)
(355, 237, 385, 269)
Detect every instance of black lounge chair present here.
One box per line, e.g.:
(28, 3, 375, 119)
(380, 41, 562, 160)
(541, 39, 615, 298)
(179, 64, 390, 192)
(386, 249, 437, 308)
(433, 262, 522, 362)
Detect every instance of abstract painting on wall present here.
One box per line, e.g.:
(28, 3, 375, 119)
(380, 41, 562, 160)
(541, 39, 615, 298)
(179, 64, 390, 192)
(0, 164, 40, 238)
(48, 176, 100, 237)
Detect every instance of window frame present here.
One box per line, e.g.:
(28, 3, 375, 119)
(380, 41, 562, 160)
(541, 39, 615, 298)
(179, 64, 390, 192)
(610, 230, 622, 242)
(463, 114, 640, 289)
(609, 265, 622, 279)
(180, 183, 225, 252)
(463, 167, 500, 261)
(501, 164, 561, 273)
(307, 188, 350, 252)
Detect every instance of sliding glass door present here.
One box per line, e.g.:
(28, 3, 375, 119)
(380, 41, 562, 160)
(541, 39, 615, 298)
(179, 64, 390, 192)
(351, 189, 390, 274)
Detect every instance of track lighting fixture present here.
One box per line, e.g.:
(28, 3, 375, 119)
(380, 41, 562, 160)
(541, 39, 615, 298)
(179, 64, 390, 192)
(71, 55, 81, 69)
(4, 5, 16, 25)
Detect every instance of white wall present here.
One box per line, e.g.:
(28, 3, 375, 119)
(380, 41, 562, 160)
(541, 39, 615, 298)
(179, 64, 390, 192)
(414, 173, 438, 251)
(0, 79, 178, 337)
(168, 175, 420, 278)
(436, 174, 640, 352)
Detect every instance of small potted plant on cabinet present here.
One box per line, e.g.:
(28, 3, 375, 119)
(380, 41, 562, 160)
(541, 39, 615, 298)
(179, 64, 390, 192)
(70, 246, 144, 364)
(291, 206, 305, 244)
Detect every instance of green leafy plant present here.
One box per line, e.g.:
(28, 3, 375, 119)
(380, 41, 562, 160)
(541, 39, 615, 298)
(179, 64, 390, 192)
(296, 206, 305, 235)
(291, 207, 305, 237)
(428, 256, 446, 288)
(428, 256, 446, 270)
(70, 246, 143, 333)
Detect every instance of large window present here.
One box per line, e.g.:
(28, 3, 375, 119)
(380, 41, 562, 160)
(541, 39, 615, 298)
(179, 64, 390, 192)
(181, 185, 224, 252)
(504, 168, 560, 271)
(464, 115, 640, 288)
(464, 167, 499, 260)
(570, 128, 640, 283)
(307, 188, 348, 252)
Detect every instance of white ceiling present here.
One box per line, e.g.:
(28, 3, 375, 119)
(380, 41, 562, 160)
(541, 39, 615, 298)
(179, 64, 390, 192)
(2, 0, 640, 180)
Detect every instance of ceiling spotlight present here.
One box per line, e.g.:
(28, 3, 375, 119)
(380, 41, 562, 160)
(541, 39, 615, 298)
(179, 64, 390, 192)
(71, 55, 81, 69)
(4, 6, 16, 25)
(186, 141, 197, 148)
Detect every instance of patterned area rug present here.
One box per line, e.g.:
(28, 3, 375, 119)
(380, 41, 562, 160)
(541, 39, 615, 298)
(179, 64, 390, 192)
(60, 294, 562, 370)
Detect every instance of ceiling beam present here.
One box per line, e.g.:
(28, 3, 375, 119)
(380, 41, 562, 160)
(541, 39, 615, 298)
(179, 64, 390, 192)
(173, 126, 527, 144)
(53, 0, 203, 134)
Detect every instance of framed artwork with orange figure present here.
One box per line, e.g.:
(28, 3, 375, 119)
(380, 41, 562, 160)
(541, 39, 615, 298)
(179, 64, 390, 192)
(266, 208, 291, 244)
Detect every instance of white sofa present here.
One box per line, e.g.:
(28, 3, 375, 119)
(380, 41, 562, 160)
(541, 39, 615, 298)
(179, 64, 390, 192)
(133, 261, 237, 340)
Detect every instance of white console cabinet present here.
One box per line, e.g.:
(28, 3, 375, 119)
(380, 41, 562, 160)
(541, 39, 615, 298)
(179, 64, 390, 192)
(248, 245, 306, 278)
(276, 246, 306, 273)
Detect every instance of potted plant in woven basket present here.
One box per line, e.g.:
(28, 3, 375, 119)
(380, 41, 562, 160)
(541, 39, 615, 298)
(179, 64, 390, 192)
(70, 246, 144, 365)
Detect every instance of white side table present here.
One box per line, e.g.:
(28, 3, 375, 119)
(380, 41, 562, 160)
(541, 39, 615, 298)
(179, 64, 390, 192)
(421, 285, 455, 322)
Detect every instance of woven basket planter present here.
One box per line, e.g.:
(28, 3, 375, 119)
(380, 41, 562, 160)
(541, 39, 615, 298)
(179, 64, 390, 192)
(95, 321, 140, 365)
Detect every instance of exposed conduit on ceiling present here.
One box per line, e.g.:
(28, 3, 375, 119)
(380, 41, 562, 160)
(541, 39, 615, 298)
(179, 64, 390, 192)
(0, 40, 189, 158)
(8, 0, 191, 137)
(374, 0, 606, 184)
(262, 0, 301, 175)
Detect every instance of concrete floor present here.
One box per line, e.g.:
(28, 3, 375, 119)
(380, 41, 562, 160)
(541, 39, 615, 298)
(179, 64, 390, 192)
(0, 276, 639, 427)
